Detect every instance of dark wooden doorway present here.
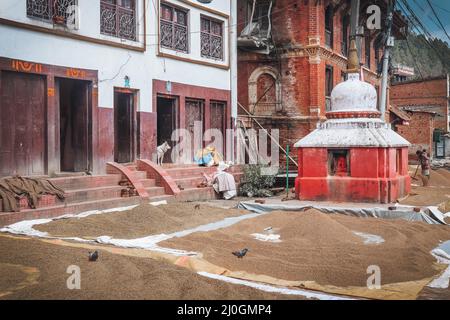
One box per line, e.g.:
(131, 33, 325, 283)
(185, 99, 205, 162)
(0, 71, 46, 177)
(157, 96, 178, 163)
(114, 89, 136, 163)
(57, 78, 90, 173)
(210, 101, 226, 155)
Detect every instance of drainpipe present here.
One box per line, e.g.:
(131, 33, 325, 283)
(380, 0, 395, 121)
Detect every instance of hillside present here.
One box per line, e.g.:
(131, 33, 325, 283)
(392, 33, 450, 79)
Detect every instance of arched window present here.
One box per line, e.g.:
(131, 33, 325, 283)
(325, 5, 334, 48)
(248, 67, 281, 116)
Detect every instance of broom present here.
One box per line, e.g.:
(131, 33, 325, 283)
(411, 163, 420, 181)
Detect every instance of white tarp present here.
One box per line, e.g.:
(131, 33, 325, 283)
(237, 202, 446, 225)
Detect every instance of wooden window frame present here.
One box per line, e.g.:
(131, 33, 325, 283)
(325, 5, 334, 49)
(100, 0, 137, 41)
(160, 2, 189, 53)
(200, 15, 224, 61)
(26, 0, 78, 26)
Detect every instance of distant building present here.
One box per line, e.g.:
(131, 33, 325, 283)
(391, 64, 415, 83)
(390, 75, 450, 159)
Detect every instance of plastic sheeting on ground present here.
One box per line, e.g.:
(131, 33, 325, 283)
(429, 240, 450, 289)
(197, 272, 352, 300)
(237, 201, 447, 225)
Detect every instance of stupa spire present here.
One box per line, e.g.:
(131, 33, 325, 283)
(346, 39, 360, 74)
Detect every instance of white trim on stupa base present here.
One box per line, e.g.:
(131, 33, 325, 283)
(294, 118, 410, 148)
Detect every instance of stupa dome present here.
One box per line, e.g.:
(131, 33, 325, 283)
(327, 40, 379, 118)
(329, 73, 378, 113)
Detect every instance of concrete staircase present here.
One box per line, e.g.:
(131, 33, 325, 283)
(0, 161, 243, 226)
(124, 163, 175, 203)
(162, 164, 243, 202)
(0, 173, 142, 226)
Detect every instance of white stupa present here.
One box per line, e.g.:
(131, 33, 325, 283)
(294, 40, 409, 149)
(293, 39, 411, 203)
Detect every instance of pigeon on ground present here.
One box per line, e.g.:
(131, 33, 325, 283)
(194, 204, 201, 210)
(88, 251, 99, 262)
(232, 248, 249, 259)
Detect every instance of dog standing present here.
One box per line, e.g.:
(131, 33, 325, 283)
(156, 141, 171, 165)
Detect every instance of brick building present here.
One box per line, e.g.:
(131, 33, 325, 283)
(390, 75, 450, 158)
(236, 0, 407, 166)
(390, 107, 436, 160)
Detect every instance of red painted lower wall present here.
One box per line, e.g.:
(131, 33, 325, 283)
(138, 111, 157, 161)
(295, 147, 411, 203)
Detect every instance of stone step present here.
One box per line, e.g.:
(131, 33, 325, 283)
(132, 170, 148, 180)
(50, 174, 122, 190)
(174, 172, 243, 185)
(126, 164, 138, 171)
(148, 194, 175, 203)
(141, 178, 156, 188)
(174, 176, 206, 189)
(145, 186, 167, 198)
(18, 194, 60, 210)
(64, 186, 124, 204)
(0, 196, 143, 227)
(176, 187, 218, 202)
(165, 166, 242, 178)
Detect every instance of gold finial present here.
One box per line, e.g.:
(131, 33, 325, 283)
(347, 39, 360, 74)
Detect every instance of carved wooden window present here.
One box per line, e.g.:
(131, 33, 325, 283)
(201, 16, 224, 60)
(100, 0, 137, 41)
(27, 0, 77, 25)
(160, 3, 189, 53)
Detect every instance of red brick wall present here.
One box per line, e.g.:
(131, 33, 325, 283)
(237, 0, 382, 166)
(396, 111, 435, 157)
(391, 77, 449, 132)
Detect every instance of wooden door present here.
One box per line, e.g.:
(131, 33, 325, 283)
(157, 96, 178, 163)
(73, 81, 89, 171)
(185, 99, 204, 162)
(0, 71, 46, 177)
(114, 91, 135, 163)
(210, 101, 226, 155)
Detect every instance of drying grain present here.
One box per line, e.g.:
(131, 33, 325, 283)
(35, 203, 248, 239)
(162, 209, 450, 288)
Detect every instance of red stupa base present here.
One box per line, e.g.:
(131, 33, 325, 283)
(295, 147, 411, 203)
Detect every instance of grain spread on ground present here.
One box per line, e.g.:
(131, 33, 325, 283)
(0, 235, 297, 300)
(35, 203, 248, 239)
(161, 209, 450, 288)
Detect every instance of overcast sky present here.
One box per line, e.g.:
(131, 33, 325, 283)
(406, 0, 450, 43)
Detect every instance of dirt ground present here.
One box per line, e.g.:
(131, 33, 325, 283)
(35, 203, 248, 239)
(161, 209, 450, 288)
(0, 234, 298, 300)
